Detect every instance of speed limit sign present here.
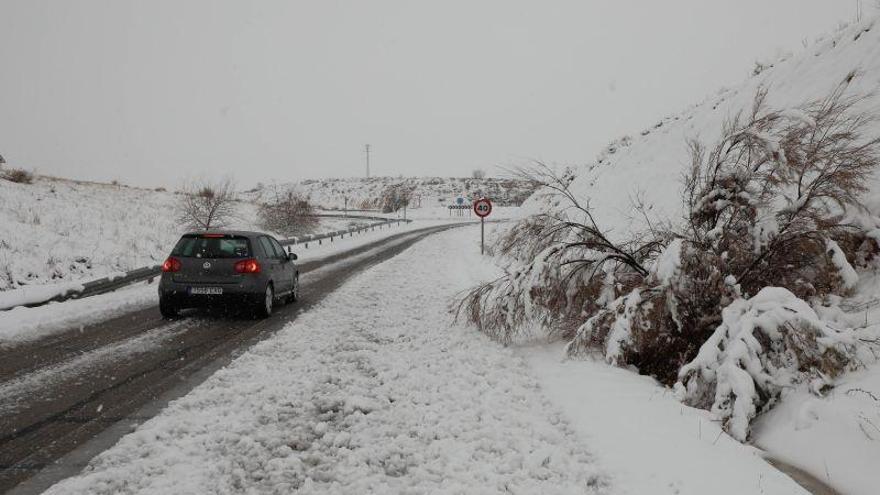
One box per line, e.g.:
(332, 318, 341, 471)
(473, 198, 492, 254)
(473, 198, 492, 218)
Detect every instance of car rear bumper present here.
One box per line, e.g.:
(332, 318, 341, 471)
(158, 276, 265, 308)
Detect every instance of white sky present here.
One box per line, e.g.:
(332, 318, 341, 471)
(0, 1, 862, 188)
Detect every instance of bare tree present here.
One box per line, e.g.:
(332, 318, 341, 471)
(379, 182, 416, 213)
(472, 169, 486, 179)
(258, 185, 319, 237)
(177, 178, 237, 230)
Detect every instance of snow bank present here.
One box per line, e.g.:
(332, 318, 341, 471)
(524, 344, 807, 495)
(753, 366, 880, 495)
(750, 272, 880, 495)
(0, 280, 85, 310)
(0, 282, 157, 347)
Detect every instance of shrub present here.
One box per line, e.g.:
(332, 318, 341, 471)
(177, 178, 237, 230)
(2, 168, 34, 184)
(675, 287, 859, 441)
(258, 185, 319, 237)
(378, 183, 416, 213)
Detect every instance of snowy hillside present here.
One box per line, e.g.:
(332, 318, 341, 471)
(498, 17, 880, 495)
(0, 176, 264, 291)
(252, 176, 537, 210)
(526, 18, 880, 239)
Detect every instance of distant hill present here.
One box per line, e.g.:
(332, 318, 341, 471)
(248, 177, 538, 210)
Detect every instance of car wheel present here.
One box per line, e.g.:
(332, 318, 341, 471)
(255, 283, 274, 318)
(159, 297, 179, 319)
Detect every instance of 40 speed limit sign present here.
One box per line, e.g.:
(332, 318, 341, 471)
(473, 198, 492, 218)
(473, 198, 492, 254)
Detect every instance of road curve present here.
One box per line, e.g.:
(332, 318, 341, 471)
(0, 223, 464, 494)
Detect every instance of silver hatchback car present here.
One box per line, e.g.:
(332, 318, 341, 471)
(158, 231, 299, 318)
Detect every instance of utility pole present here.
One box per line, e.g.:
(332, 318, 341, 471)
(364, 144, 371, 178)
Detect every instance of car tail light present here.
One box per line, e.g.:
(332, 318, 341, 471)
(234, 258, 261, 274)
(202, 233, 225, 238)
(162, 257, 182, 273)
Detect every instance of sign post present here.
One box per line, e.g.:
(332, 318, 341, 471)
(473, 198, 492, 254)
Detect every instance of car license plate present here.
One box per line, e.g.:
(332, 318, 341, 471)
(190, 287, 223, 295)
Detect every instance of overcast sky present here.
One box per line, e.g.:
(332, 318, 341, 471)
(0, 1, 861, 188)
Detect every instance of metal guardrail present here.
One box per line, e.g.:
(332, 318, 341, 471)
(281, 216, 408, 248)
(0, 216, 411, 312)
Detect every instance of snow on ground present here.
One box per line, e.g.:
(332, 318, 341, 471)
(753, 366, 880, 495)
(522, 344, 807, 495)
(353, 205, 524, 222)
(0, 281, 158, 348)
(44, 226, 609, 495)
(287, 218, 478, 263)
(0, 176, 255, 291)
(749, 272, 880, 495)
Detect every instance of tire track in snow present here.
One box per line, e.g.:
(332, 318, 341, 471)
(0, 319, 194, 415)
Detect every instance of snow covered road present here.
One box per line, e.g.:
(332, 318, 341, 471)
(0, 224, 466, 493)
(42, 226, 608, 494)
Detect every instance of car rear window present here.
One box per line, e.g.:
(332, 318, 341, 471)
(172, 235, 251, 259)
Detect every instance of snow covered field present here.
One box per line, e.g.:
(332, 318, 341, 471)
(0, 176, 373, 293)
(0, 176, 253, 291)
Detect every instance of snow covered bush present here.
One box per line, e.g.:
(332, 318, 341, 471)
(456, 164, 660, 344)
(2, 168, 34, 184)
(679, 84, 878, 301)
(674, 287, 858, 441)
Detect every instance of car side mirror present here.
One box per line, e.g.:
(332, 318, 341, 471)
(288, 252, 298, 261)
